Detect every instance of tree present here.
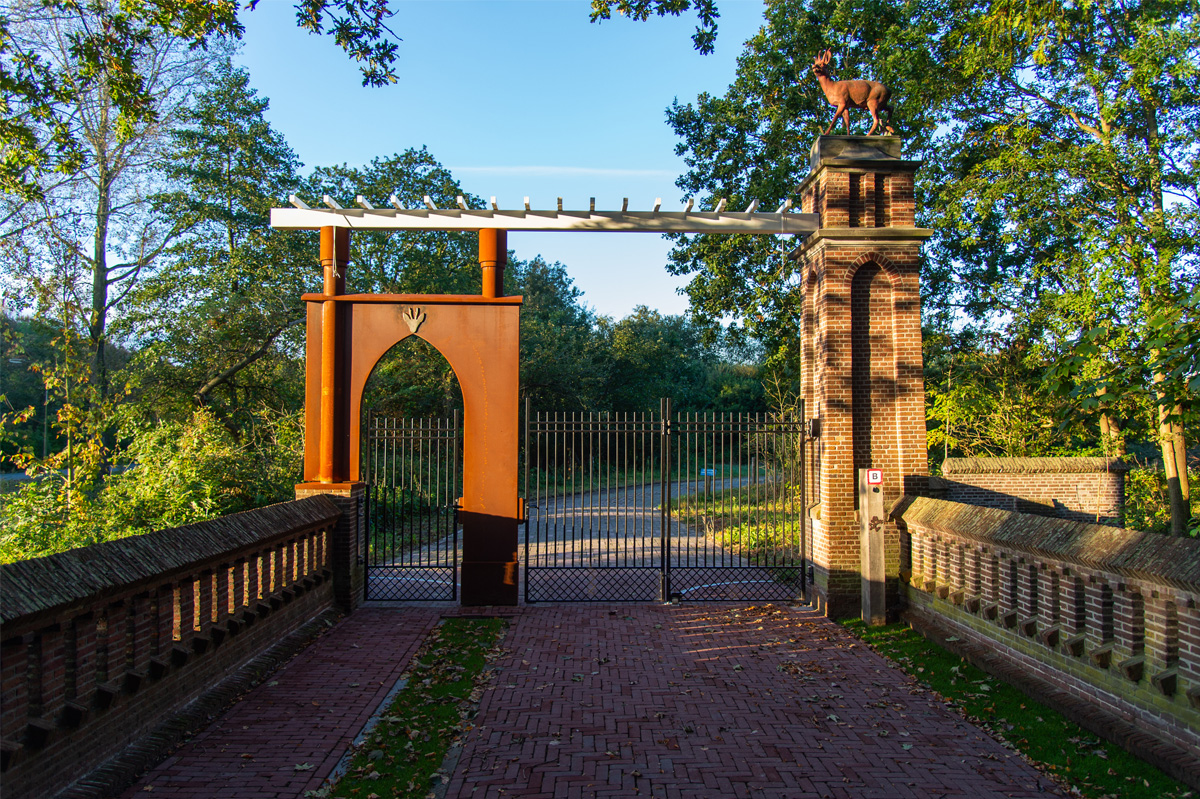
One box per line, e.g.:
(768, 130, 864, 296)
(2, 12, 211, 439)
(1, 0, 401, 200)
(126, 58, 310, 426)
(598, 307, 713, 412)
(509, 257, 606, 412)
(620, 0, 1200, 533)
(589, 0, 720, 54)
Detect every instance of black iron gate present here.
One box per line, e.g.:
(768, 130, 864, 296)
(363, 411, 461, 601)
(524, 398, 808, 602)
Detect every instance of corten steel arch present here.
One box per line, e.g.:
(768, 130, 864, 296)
(272, 173, 926, 612)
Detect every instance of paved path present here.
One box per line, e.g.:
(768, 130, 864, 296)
(123, 603, 1062, 799)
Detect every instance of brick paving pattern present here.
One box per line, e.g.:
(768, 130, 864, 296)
(123, 603, 1064, 799)
(450, 603, 1064, 799)
(122, 608, 441, 799)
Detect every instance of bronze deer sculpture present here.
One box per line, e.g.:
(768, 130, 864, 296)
(811, 50, 894, 136)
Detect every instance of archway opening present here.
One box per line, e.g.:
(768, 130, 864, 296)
(360, 336, 464, 601)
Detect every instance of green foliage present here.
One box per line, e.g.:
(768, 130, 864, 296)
(0, 405, 302, 562)
(128, 58, 310, 422)
(589, 0, 720, 53)
(1, 0, 400, 200)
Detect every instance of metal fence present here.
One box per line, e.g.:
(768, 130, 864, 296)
(524, 398, 809, 602)
(362, 411, 461, 600)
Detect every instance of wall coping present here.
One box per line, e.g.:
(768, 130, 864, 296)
(942, 456, 1130, 475)
(895, 496, 1199, 591)
(0, 496, 341, 628)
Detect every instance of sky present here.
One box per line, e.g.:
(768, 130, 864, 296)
(235, 0, 773, 319)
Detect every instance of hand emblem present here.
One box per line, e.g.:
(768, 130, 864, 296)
(402, 307, 426, 334)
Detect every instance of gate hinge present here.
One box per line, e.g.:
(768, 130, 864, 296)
(660, 418, 672, 436)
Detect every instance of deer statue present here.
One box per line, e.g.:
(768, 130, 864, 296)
(811, 50, 894, 136)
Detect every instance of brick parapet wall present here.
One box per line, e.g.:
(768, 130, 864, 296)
(0, 497, 342, 799)
(933, 457, 1127, 526)
(895, 496, 1200, 771)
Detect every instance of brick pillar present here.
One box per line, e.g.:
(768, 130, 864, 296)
(796, 136, 930, 619)
(296, 482, 365, 613)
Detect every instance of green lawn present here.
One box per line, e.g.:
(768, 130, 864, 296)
(315, 617, 507, 799)
(843, 620, 1193, 799)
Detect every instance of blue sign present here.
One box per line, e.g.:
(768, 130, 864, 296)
(700, 468, 716, 476)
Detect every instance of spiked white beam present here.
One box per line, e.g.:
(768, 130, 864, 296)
(271, 197, 819, 235)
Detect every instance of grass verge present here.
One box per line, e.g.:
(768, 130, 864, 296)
(842, 620, 1193, 799)
(318, 617, 507, 799)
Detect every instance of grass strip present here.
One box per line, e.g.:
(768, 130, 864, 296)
(319, 617, 507, 799)
(842, 620, 1192, 799)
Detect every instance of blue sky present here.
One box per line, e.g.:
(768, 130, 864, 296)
(235, 0, 772, 319)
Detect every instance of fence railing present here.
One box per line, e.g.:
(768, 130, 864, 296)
(896, 496, 1200, 766)
(0, 497, 342, 799)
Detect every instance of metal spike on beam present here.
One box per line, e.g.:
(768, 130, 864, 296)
(745, 199, 759, 213)
(457, 196, 470, 210)
(423, 195, 438, 210)
(356, 195, 375, 211)
(289, 194, 310, 210)
(322, 195, 343, 210)
(714, 198, 727, 213)
(390, 194, 405, 210)
(652, 198, 662, 213)
(776, 198, 793, 213)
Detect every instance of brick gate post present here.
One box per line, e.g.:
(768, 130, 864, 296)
(796, 136, 931, 619)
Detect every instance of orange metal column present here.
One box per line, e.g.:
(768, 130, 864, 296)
(319, 226, 350, 483)
(479, 229, 507, 298)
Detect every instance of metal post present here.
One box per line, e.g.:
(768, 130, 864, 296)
(479, 229, 507, 298)
(318, 226, 349, 483)
(799, 399, 808, 603)
(659, 397, 672, 602)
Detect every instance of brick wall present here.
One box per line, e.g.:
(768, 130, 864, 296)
(796, 135, 930, 618)
(933, 457, 1127, 526)
(896, 496, 1200, 778)
(0, 498, 343, 799)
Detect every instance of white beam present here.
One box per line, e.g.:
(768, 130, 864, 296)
(270, 206, 821, 235)
(423, 195, 438, 210)
(390, 194, 405, 210)
(456, 195, 469, 210)
(356, 195, 375, 211)
(289, 194, 310, 210)
(322, 195, 343, 210)
(714, 198, 727, 213)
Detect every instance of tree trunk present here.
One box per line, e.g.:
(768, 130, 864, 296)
(1098, 411, 1126, 459)
(1154, 375, 1190, 536)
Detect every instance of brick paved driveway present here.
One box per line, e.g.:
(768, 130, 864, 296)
(125, 603, 1063, 799)
(450, 603, 1061, 799)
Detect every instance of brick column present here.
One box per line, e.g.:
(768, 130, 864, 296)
(796, 136, 930, 619)
(296, 482, 365, 613)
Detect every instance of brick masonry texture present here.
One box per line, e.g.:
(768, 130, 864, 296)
(933, 457, 1127, 526)
(121, 607, 442, 799)
(796, 137, 928, 618)
(448, 604, 1062, 798)
(0, 498, 344, 799)
(121, 604, 1065, 799)
(896, 496, 1200, 788)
